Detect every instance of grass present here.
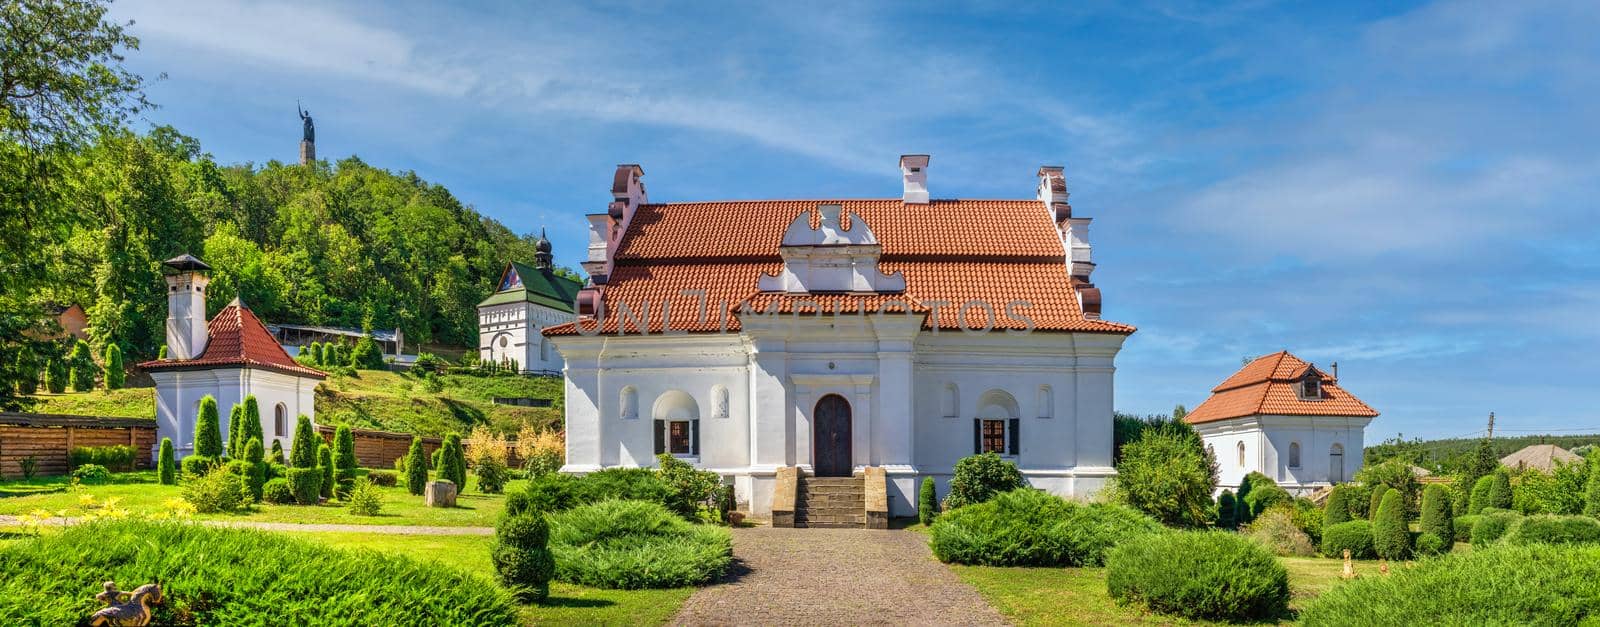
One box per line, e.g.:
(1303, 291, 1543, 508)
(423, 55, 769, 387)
(953, 556, 1353, 625)
(298, 531, 696, 625)
(0, 470, 521, 527)
(26, 369, 563, 436)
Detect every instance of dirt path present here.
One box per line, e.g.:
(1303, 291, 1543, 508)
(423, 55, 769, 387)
(0, 515, 491, 535)
(673, 527, 1008, 626)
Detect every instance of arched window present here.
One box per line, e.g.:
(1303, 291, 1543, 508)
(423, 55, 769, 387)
(1289, 441, 1301, 468)
(652, 390, 700, 457)
(620, 386, 639, 420)
(973, 389, 1020, 456)
(1237, 441, 1246, 466)
(1329, 443, 1345, 483)
(540, 338, 549, 362)
(274, 403, 288, 437)
(1036, 385, 1053, 419)
(942, 383, 959, 419)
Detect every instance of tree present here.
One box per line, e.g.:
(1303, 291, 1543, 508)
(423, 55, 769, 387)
(351, 334, 385, 370)
(1465, 437, 1499, 489)
(194, 395, 223, 458)
(243, 438, 265, 502)
(241, 395, 263, 444)
(1356, 458, 1424, 518)
(918, 477, 938, 525)
(493, 512, 554, 602)
(1372, 490, 1411, 560)
(43, 356, 67, 393)
(334, 425, 357, 496)
(1486, 469, 1513, 510)
(226, 404, 244, 459)
(102, 343, 123, 389)
(440, 432, 467, 489)
(317, 443, 334, 499)
(1217, 490, 1237, 529)
(1115, 429, 1217, 527)
(289, 415, 319, 468)
(1420, 484, 1453, 552)
(1324, 486, 1352, 527)
(1469, 474, 1494, 514)
(404, 436, 428, 495)
(310, 342, 324, 366)
(157, 437, 176, 485)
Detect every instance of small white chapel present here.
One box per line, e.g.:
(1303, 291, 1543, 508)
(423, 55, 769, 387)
(477, 231, 583, 374)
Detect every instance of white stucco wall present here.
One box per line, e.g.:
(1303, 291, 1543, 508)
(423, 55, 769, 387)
(479, 301, 572, 373)
(151, 367, 318, 460)
(1195, 414, 1372, 494)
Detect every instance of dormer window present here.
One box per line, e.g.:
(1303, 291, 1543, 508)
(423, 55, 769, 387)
(1300, 375, 1321, 400)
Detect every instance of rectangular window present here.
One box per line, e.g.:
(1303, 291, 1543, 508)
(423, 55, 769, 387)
(981, 419, 1006, 454)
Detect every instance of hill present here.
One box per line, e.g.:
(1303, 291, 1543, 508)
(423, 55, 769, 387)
(25, 370, 562, 437)
(1365, 433, 1600, 474)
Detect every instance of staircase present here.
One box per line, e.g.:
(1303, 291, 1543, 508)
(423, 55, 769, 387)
(796, 475, 865, 528)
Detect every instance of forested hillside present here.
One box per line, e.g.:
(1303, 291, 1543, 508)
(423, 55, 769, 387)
(1365, 433, 1600, 473)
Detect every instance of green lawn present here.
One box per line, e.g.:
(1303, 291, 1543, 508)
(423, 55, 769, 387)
(953, 557, 1352, 626)
(0, 471, 520, 527)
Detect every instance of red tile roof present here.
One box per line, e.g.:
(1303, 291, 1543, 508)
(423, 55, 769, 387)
(139, 301, 327, 379)
(548, 199, 1133, 335)
(1185, 351, 1377, 424)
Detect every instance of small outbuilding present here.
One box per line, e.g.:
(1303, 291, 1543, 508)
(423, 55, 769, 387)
(1499, 444, 1582, 473)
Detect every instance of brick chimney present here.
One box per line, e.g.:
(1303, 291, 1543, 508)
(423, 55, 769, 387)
(900, 154, 929, 204)
(162, 254, 211, 360)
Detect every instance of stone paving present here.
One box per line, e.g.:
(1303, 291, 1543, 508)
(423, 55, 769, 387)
(673, 526, 1008, 626)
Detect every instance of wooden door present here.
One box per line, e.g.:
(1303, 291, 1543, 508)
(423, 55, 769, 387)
(812, 394, 852, 477)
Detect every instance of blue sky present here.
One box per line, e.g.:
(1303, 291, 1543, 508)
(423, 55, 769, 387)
(112, 0, 1600, 440)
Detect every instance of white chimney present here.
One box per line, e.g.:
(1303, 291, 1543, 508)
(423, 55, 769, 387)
(162, 254, 211, 360)
(1037, 165, 1070, 221)
(900, 154, 929, 204)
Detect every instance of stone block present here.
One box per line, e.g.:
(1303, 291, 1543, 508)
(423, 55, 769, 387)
(771, 466, 798, 528)
(424, 480, 457, 508)
(864, 466, 889, 529)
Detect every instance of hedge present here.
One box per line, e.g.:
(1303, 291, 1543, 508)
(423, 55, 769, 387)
(1320, 520, 1376, 559)
(1501, 514, 1600, 546)
(548, 500, 732, 589)
(1372, 489, 1411, 560)
(1323, 485, 1351, 527)
(929, 488, 1160, 567)
(285, 467, 322, 505)
(943, 452, 1025, 510)
(70, 445, 137, 473)
(1452, 515, 1479, 543)
(1471, 511, 1522, 546)
(1106, 531, 1290, 622)
(0, 520, 517, 624)
(1301, 544, 1600, 626)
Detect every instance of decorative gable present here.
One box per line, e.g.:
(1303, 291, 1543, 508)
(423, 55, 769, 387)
(756, 204, 906, 294)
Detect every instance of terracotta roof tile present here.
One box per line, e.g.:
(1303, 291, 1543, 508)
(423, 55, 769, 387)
(1185, 351, 1377, 424)
(138, 302, 327, 379)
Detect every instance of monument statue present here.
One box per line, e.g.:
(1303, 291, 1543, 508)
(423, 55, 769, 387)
(297, 102, 315, 143)
(89, 581, 162, 626)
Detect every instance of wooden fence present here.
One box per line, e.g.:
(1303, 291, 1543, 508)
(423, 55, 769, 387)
(0, 413, 158, 478)
(314, 425, 524, 470)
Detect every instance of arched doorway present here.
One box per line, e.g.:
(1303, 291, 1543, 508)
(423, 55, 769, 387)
(812, 394, 852, 477)
(1329, 443, 1345, 483)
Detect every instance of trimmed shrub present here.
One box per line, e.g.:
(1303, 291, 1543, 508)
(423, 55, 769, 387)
(1245, 507, 1315, 557)
(1301, 544, 1600, 626)
(1217, 490, 1236, 529)
(656, 453, 722, 520)
(69, 445, 137, 472)
(1485, 469, 1513, 511)
(1452, 515, 1479, 543)
(1373, 489, 1411, 560)
(1344, 483, 1372, 519)
(547, 500, 733, 589)
(346, 477, 384, 516)
(243, 439, 265, 502)
(506, 469, 673, 517)
(241, 395, 263, 445)
(476, 456, 509, 494)
(68, 339, 95, 392)
(103, 344, 124, 390)
(1501, 514, 1600, 546)
(1419, 484, 1453, 553)
(1468, 474, 1494, 515)
(44, 356, 67, 393)
(1240, 472, 1290, 523)
(226, 405, 242, 459)
(1323, 485, 1352, 527)
(918, 477, 938, 525)
(930, 488, 1161, 567)
(263, 478, 295, 504)
(0, 520, 517, 623)
(1114, 429, 1217, 527)
(367, 470, 398, 487)
(494, 512, 556, 602)
(440, 433, 467, 490)
(405, 437, 429, 495)
(1106, 531, 1290, 622)
(1321, 520, 1376, 558)
(285, 467, 323, 505)
(1472, 511, 1522, 546)
(270, 439, 285, 465)
(157, 438, 176, 485)
(1367, 484, 1389, 522)
(180, 455, 217, 479)
(333, 425, 357, 496)
(943, 452, 1025, 510)
(1415, 532, 1448, 555)
(317, 444, 334, 499)
(289, 415, 319, 468)
(194, 396, 223, 459)
(182, 467, 250, 513)
(71, 464, 110, 484)
(1356, 459, 1424, 519)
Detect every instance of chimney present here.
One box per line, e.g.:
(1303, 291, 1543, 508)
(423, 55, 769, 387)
(1036, 166, 1070, 222)
(161, 254, 212, 360)
(899, 154, 929, 204)
(584, 164, 648, 286)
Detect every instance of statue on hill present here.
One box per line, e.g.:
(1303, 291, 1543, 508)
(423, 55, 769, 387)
(297, 102, 315, 143)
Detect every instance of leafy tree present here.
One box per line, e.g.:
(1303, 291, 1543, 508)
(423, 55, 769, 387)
(918, 477, 938, 525)
(1324, 486, 1352, 527)
(289, 415, 319, 469)
(1372, 490, 1411, 560)
(194, 395, 223, 458)
(1486, 469, 1513, 510)
(317, 443, 334, 499)
(157, 437, 176, 485)
(404, 436, 428, 495)
(334, 425, 357, 496)
(1115, 429, 1217, 527)
(44, 356, 67, 393)
(102, 343, 123, 389)
(1420, 484, 1453, 552)
(351, 334, 385, 369)
(67, 339, 95, 391)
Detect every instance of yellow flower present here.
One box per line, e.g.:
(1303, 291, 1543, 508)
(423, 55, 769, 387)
(103, 497, 121, 510)
(30, 508, 53, 519)
(79, 494, 97, 508)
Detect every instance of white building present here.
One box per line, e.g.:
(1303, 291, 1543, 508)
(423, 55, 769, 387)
(139, 255, 327, 460)
(1185, 351, 1378, 494)
(547, 157, 1136, 517)
(477, 232, 582, 374)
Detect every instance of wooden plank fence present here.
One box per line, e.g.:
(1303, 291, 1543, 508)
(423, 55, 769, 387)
(0, 412, 158, 479)
(315, 425, 524, 470)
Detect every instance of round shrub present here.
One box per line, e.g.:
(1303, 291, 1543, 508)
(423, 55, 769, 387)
(1415, 532, 1448, 556)
(1372, 489, 1411, 560)
(1114, 429, 1216, 527)
(182, 467, 250, 513)
(262, 478, 295, 504)
(1485, 469, 1514, 510)
(1323, 485, 1352, 527)
(547, 500, 732, 589)
(1320, 520, 1376, 559)
(0, 520, 517, 624)
(476, 456, 510, 494)
(1471, 511, 1522, 546)
(71, 464, 110, 485)
(367, 470, 398, 487)
(1452, 515, 1479, 543)
(180, 455, 217, 479)
(1468, 473, 1494, 514)
(943, 452, 1025, 510)
(1500, 514, 1600, 546)
(285, 467, 323, 505)
(1216, 490, 1236, 529)
(1244, 507, 1315, 557)
(494, 512, 555, 602)
(1301, 544, 1600, 626)
(929, 488, 1160, 567)
(1106, 531, 1290, 622)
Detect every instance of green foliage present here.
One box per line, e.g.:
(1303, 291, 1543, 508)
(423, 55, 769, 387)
(1105, 531, 1290, 622)
(19, 456, 38, 480)
(1113, 429, 1217, 527)
(1356, 458, 1423, 518)
(1320, 520, 1376, 558)
(262, 478, 294, 505)
(656, 454, 723, 520)
(333, 425, 357, 496)
(439, 433, 467, 489)
(68, 445, 135, 472)
(1367, 484, 1389, 521)
(182, 467, 250, 513)
(1415, 532, 1447, 555)
(102, 344, 123, 389)
(1284, 498, 1323, 545)
(1452, 515, 1479, 542)
(412, 352, 445, 374)
(1587, 462, 1600, 517)
(1500, 514, 1600, 546)
(493, 512, 555, 602)
(1324, 485, 1352, 527)
(179, 455, 216, 479)
(367, 470, 398, 487)
(317, 444, 334, 499)
(944, 452, 1026, 510)
(351, 335, 385, 369)
(929, 489, 1161, 567)
(1239, 472, 1290, 523)
(44, 357, 67, 394)
(243, 439, 265, 502)
(1486, 468, 1513, 510)
(310, 342, 324, 366)
(1111, 411, 1202, 464)
(476, 456, 509, 494)
(285, 467, 323, 505)
(157, 438, 176, 485)
(241, 395, 264, 452)
(1300, 544, 1600, 626)
(346, 477, 384, 516)
(288, 415, 318, 468)
(918, 477, 938, 525)
(1243, 507, 1315, 557)
(1468, 474, 1494, 514)
(547, 500, 733, 589)
(404, 436, 428, 495)
(226, 404, 243, 459)
(1373, 489, 1411, 560)
(1513, 461, 1590, 515)
(194, 396, 223, 458)
(0, 520, 518, 624)
(71, 463, 110, 484)
(67, 339, 95, 392)
(505, 469, 675, 518)
(1420, 484, 1454, 549)
(1216, 490, 1236, 529)
(270, 439, 285, 465)
(1471, 511, 1521, 546)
